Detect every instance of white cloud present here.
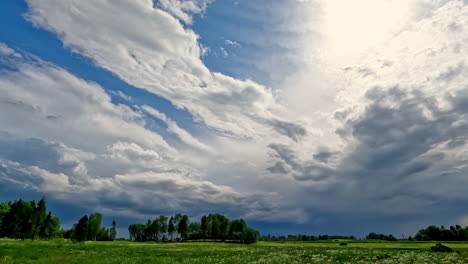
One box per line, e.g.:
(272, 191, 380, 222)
(0, 44, 297, 222)
(24, 0, 298, 141)
(141, 105, 214, 153)
(0, 43, 20, 57)
(0, 53, 173, 155)
(157, 0, 213, 24)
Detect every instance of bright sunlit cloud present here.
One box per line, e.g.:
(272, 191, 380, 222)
(322, 0, 414, 62)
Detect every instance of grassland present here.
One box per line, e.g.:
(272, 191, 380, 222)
(2, 239, 468, 263)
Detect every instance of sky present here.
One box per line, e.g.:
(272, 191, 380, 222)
(0, 0, 467, 238)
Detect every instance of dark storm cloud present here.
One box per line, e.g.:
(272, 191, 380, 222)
(268, 144, 333, 181)
(346, 86, 468, 179)
(313, 151, 336, 163)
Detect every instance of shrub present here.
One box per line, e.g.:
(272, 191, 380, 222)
(431, 243, 453, 253)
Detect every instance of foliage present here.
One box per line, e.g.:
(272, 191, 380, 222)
(177, 215, 189, 240)
(366, 232, 398, 241)
(431, 243, 454, 253)
(129, 214, 259, 244)
(168, 217, 175, 240)
(260, 234, 355, 242)
(128, 216, 169, 242)
(0, 198, 59, 240)
(240, 227, 260, 244)
(73, 215, 89, 242)
(109, 220, 117, 241)
(416, 225, 468, 241)
(88, 213, 103, 241)
(68, 213, 115, 242)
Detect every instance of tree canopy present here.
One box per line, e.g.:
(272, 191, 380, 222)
(0, 198, 59, 240)
(128, 213, 259, 244)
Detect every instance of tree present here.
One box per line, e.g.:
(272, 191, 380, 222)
(188, 222, 201, 239)
(31, 197, 47, 240)
(241, 228, 259, 244)
(39, 212, 60, 239)
(145, 220, 155, 241)
(97, 227, 110, 241)
(157, 216, 168, 240)
(128, 224, 146, 241)
(74, 215, 89, 242)
(16, 200, 35, 240)
(109, 220, 117, 241)
(206, 214, 229, 240)
(0, 203, 10, 232)
(201, 215, 208, 238)
(168, 217, 175, 240)
(178, 215, 189, 240)
(88, 213, 103, 241)
(229, 219, 246, 240)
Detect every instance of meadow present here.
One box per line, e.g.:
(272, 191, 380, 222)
(2, 239, 468, 264)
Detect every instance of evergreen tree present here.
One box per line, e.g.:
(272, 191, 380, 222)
(32, 197, 47, 240)
(109, 220, 117, 241)
(74, 215, 89, 242)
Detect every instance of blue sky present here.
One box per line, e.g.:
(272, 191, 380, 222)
(1, 0, 468, 238)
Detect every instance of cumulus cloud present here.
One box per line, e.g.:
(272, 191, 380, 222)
(157, 0, 213, 24)
(0, 46, 290, 222)
(24, 0, 303, 141)
(277, 1, 468, 218)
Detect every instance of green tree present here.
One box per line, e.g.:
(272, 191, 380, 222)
(128, 224, 146, 241)
(39, 213, 60, 239)
(229, 219, 246, 240)
(88, 213, 103, 241)
(188, 222, 201, 239)
(97, 227, 110, 241)
(74, 215, 89, 242)
(206, 214, 229, 240)
(178, 215, 189, 240)
(0, 203, 10, 228)
(109, 220, 117, 241)
(201, 215, 208, 238)
(17, 200, 35, 239)
(168, 217, 175, 240)
(241, 227, 260, 244)
(157, 216, 168, 240)
(32, 197, 47, 240)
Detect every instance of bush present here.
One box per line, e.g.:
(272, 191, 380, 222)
(431, 243, 453, 253)
(340, 242, 348, 246)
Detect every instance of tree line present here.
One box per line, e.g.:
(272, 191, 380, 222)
(260, 234, 356, 242)
(63, 213, 117, 242)
(128, 213, 260, 244)
(414, 225, 468, 241)
(0, 198, 60, 240)
(366, 232, 398, 241)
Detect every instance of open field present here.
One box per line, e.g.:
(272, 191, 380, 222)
(2, 239, 468, 263)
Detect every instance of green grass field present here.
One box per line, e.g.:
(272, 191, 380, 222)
(1, 239, 468, 263)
